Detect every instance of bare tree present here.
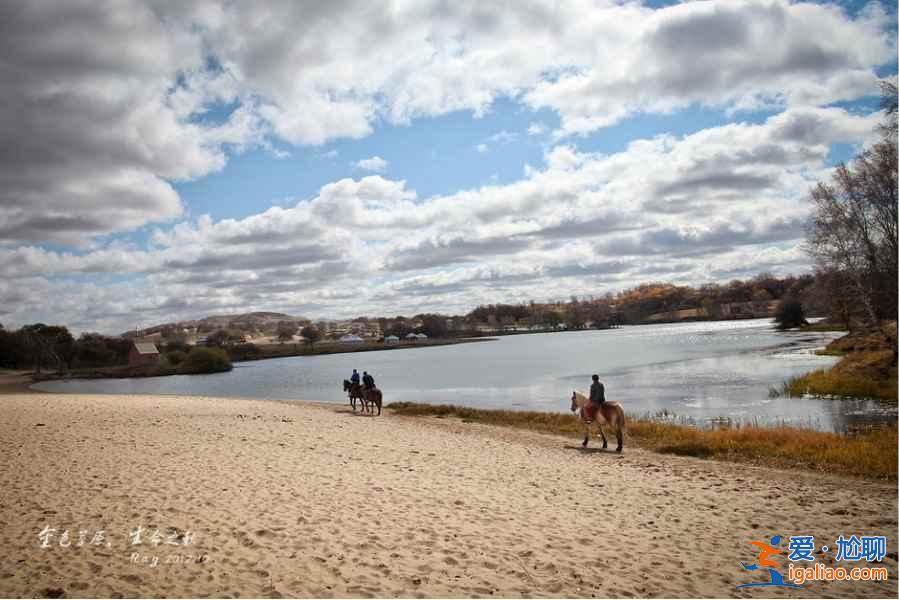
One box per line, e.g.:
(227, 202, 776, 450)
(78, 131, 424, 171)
(807, 80, 898, 327)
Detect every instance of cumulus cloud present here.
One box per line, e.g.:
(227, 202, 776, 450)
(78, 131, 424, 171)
(0, 1, 267, 245)
(1, 1, 894, 330)
(1, 0, 892, 247)
(355, 156, 389, 172)
(1, 105, 882, 331)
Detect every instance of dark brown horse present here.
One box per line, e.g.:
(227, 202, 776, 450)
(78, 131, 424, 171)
(362, 387, 382, 416)
(343, 379, 364, 411)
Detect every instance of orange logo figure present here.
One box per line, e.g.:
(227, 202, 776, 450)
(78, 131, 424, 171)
(737, 534, 801, 589)
(748, 538, 781, 568)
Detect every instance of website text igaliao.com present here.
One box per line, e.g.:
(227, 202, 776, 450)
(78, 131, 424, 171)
(788, 563, 889, 584)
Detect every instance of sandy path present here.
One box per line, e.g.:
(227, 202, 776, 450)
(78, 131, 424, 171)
(0, 393, 895, 598)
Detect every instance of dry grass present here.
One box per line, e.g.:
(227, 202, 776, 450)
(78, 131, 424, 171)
(783, 322, 898, 401)
(387, 402, 898, 480)
(786, 350, 897, 401)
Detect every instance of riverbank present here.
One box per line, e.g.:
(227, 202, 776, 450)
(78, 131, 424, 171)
(1, 392, 895, 598)
(29, 337, 493, 383)
(783, 321, 897, 401)
(388, 403, 897, 480)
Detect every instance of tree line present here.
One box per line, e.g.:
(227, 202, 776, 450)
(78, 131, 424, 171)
(0, 324, 131, 373)
(463, 273, 820, 331)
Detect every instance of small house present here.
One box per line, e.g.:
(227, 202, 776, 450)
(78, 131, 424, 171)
(385, 335, 400, 343)
(338, 334, 364, 343)
(129, 341, 160, 367)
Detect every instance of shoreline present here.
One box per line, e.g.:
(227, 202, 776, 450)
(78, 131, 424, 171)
(27, 336, 496, 384)
(12, 372, 899, 480)
(1, 391, 895, 598)
(387, 402, 897, 480)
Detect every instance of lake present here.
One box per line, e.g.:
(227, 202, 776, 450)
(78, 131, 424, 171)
(33, 318, 895, 432)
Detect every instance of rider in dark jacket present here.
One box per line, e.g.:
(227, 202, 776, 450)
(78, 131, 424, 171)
(589, 374, 605, 407)
(362, 371, 375, 390)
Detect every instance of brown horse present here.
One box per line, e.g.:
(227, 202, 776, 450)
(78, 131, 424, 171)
(570, 390, 625, 452)
(362, 387, 382, 416)
(343, 379, 365, 411)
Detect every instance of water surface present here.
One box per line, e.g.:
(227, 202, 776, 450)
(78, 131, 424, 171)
(34, 319, 895, 432)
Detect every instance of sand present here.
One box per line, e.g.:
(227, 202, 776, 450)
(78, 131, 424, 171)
(0, 391, 895, 598)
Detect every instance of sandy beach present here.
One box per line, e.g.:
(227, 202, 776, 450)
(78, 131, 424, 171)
(0, 391, 895, 598)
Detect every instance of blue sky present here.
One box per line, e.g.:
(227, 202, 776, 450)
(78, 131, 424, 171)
(0, 0, 896, 333)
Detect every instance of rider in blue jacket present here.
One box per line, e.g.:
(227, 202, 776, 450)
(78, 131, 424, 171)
(350, 369, 360, 385)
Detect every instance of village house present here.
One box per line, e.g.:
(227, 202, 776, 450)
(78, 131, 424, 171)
(128, 341, 160, 367)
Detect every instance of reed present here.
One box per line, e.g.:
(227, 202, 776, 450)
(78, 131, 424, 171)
(387, 402, 897, 480)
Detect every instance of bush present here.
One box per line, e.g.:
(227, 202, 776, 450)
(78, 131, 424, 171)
(178, 347, 232, 374)
(774, 298, 808, 330)
(164, 350, 187, 366)
(227, 343, 260, 361)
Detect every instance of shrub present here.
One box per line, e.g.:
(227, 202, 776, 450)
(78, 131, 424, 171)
(178, 347, 232, 374)
(774, 298, 808, 330)
(164, 350, 187, 366)
(227, 343, 260, 361)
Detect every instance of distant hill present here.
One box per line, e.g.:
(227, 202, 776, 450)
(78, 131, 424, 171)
(122, 311, 309, 338)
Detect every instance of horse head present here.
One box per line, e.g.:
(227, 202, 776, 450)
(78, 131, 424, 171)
(343, 379, 350, 391)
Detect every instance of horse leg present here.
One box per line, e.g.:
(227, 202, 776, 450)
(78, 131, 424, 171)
(616, 422, 623, 453)
(582, 423, 589, 447)
(597, 423, 608, 449)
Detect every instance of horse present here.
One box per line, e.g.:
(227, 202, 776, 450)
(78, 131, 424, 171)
(342, 379, 365, 411)
(362, 387, 382, 416)
(570, 390, 625, 452)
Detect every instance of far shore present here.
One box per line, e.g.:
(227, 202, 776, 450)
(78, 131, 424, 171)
(27, 336, 496, 384)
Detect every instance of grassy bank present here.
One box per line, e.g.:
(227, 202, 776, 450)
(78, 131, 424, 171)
(387, 402, 898, 480)
(33, 347, 232, 382)
(781, 322, 897, 401)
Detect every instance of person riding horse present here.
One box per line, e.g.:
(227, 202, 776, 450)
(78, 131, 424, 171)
(350, 369, 360, 386)
(585, 374, 605, 420)
(362, 371, 375, 391)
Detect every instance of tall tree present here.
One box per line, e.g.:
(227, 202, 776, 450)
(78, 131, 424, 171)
(300, 325, 322, 350)
(807, 79, 898, 326)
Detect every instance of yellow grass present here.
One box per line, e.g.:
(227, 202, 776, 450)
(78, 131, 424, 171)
(786, 322, 898, 401)
(786, 350, 897, 400)
(387, 402, 898, 480)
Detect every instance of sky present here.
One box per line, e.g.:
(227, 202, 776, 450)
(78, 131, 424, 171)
(0, 0, 896, 334)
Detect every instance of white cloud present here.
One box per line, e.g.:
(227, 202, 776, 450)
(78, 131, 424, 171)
(1, 1, 894, 330)
(1, 0, 892, 246)
(528, 122, 548, 135)
(2, 106, 881, 331)
(355, 156, 389, 172)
